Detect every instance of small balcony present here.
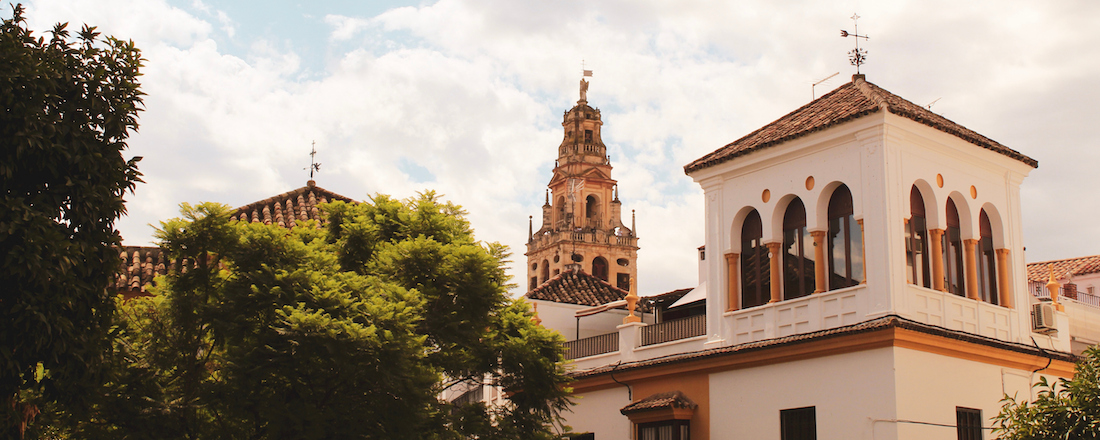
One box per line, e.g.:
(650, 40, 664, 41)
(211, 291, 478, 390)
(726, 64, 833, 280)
(563, 332, 619, 360)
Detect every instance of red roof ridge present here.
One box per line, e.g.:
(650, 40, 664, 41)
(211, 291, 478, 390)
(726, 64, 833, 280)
(684, 76, 1038, 175)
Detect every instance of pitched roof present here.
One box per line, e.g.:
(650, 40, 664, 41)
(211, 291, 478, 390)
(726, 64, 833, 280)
(684, 75, 1038, 174)
(232, 180, 355, 228)
(115, 245, 168, 295)
(1027, 254, 1100, 283)
(525, 269, 632, 307)
(116, 181, 358, 294)
(620, 391, 697, 415)
(570, 314, 1075, 380)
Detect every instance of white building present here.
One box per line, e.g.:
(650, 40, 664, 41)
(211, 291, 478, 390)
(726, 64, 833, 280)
(549, 75, 1089, 440)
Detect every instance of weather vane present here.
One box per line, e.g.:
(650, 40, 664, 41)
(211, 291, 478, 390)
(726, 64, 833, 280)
(305, 141, 321, 180)
(840, 14, 869, 73)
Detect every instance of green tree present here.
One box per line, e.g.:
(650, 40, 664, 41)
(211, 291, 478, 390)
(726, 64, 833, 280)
(67, 195, 570, 439)
(0, 4, 143, 437)
(994, 345, 1100, 439)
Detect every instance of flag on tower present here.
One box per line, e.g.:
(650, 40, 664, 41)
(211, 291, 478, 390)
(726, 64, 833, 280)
(583, 69, 592, 77)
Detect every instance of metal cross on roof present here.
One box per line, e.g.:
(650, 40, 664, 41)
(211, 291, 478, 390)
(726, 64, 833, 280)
(840, 13, 869, 73)
(305, 141, 321, 180)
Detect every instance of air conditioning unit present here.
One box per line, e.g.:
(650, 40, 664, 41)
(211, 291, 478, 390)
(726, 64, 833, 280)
(1032, 302, 1056, 335)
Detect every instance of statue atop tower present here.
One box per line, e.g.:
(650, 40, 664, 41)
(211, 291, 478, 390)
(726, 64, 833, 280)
(525, 78, 639, 292)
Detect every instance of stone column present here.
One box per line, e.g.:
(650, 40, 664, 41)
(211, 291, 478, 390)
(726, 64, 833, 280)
(767, 242, 782, 303)
(996, 248, 1012, 308)
(963, 239, 980, 300)
(725, 253, 740, 311)
(811, 231, 827, 293)
(928, 229, 946, 292)
(857, 219, 866, 284)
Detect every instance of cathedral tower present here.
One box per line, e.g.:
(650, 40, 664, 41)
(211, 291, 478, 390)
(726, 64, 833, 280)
(526, 79, 639, 292)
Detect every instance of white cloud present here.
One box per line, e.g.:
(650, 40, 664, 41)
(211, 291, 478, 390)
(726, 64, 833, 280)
(19, 0, 1100, 295)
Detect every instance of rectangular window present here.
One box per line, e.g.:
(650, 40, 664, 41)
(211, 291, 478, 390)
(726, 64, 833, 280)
(617, 273, 630, 291)
(956, 407, 982, 440)
(637, 420, 688, 440)
(780, 407, 816, 440)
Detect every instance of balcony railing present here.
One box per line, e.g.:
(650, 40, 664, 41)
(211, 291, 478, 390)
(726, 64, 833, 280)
(641, 314, 706, 346)
(1030, 283, 1100, 308)
(563, 332, 619, 360)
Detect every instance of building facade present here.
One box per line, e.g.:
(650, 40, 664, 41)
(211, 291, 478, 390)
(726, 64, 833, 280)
(549, 75, 1086, 440)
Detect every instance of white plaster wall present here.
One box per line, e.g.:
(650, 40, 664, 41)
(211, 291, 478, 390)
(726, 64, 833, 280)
(690, 112, 1035, 349)
(892, 347, 1064, 440)
(530, 299, 633, 341)
(564, 386, 632, 440)
(708, 348, 898, 440)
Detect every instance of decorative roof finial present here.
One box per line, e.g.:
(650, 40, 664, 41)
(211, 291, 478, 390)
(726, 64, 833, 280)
(579, 61, 592, 103)
(528, 215, 533, 242)
(305, 141, 321, 182)
(840, 14, 869, 74)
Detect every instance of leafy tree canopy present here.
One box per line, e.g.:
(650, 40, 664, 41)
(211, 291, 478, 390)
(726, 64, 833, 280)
(61, 194, 571, 439)
(994, 345, 1100, 439)
(0, 4, 143, 437)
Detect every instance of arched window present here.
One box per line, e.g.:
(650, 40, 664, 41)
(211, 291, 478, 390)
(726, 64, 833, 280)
(782, 198, 814, 300)
(906, 187, 931, 288)
(741, 210, 770, 308)
(977, 210, 998, 305)
(556, 196, 567, 226)
(944, 199, 966, 297)
(827, 185, 863, 290)
(585, 195, 599, 227)
(541, 259, 550, 284)
(592, 256, 608, 281)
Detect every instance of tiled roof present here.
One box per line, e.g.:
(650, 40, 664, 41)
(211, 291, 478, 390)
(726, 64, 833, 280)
(115, 246, 169, 296)
(684, 75, 1038, 174)
(231, 181, 355, 228)
(525, 269, 632, 307)
(1027, 255, 1100, 283)
(620, 391, 697, 415)
(116, 181, 358, 294)
(570, 315, 1075, 380)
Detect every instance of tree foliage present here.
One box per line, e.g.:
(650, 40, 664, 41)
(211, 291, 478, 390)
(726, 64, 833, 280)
(994, 346, 1100, 439)
(61, 194, 571, 439)
(0, 4, 143, 437)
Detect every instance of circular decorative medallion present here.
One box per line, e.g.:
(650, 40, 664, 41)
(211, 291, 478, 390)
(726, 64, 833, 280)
(805, 176, 815, 190)
(762, 189, 771, 203)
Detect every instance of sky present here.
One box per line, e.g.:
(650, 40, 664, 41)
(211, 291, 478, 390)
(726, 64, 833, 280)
(12, 0, 1100, 297)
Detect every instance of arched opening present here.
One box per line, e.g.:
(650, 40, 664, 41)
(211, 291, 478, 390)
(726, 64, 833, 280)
(741, 210, 770, 308)
(541, 259, 550, 284)
(782, 198, 814, 300)
(827, 185, 863, 290)
(592, 256, 608, 281)
(585, 195, 600, 227)
(978, 210, 998, 305)
(944, 198, 966, 297)
(906, 186, 931, 288)
(556, 196, 567, 227)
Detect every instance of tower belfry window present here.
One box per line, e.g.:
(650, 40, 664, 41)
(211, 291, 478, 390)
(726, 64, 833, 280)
(827, 185, 863, 289)
(978, 210, 998, 304)
(585, 130, 593, 142)
(741, 210, 769, 308)
(906, 186, 931, 288)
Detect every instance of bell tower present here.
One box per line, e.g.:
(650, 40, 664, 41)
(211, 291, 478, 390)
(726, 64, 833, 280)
(525, 78, 639, 292)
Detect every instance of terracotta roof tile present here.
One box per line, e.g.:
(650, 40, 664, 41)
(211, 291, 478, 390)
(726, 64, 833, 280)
(526, 269, 633, 307)
(1027, 254, 1100, 283)
(232, 181, 355, 227)
(684, 75, 1037, 174)
(571, 314, 1074, 380)
(620, 391, 697, 415)
(117, 181, 358, 294)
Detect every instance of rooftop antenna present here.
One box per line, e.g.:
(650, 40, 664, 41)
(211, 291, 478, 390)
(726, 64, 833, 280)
(840, 14, 869, 73)
(813, 72, 840, 100)
(305, 141, 321, 180)
(926, 98, 941, 110)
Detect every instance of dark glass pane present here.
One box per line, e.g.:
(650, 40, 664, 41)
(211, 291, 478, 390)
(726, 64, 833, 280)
(956, 407, 982, 440)
(781, 407, 817, 440)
